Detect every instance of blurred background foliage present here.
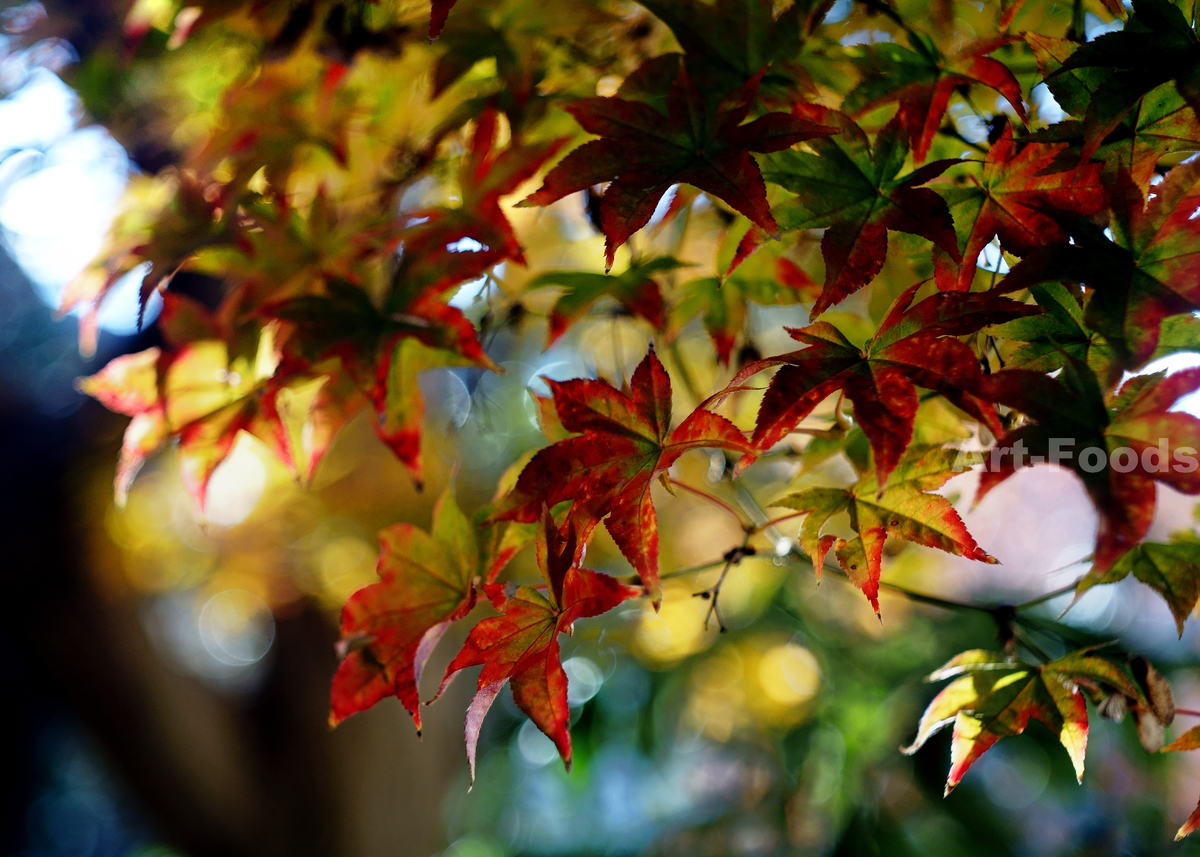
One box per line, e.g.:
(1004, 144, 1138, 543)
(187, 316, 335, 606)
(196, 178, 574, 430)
(4, 0, 1200, 856)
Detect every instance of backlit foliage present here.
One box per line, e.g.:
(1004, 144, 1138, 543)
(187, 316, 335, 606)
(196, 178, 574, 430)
(69, 0, 1200, 842)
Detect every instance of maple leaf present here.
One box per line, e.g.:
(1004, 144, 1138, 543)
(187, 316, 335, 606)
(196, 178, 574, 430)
(732, 284, 1038, 486)
(330, 481, 480, 733)
(529, 256, 685, 347)
(759, 108, 961, 315)
(491, 349, 757, 603)
(1075, 536, 1200, 637)
(399, 108, 567, 297)
(639, 0, 818, 104)
(903, 648, 1145, 794)
(931, 127, 1105, 292)
(60, 172, 247, 356)
(76, 347, 171, 506)
(1024, 36, 1200, 194)
(438, 512, 641, 779)
(79, 305, 295, 511)
(1000, 159, 1200, 371)
(841, 34, 1026, 163)
(1041, 0, 1200, 163)
(990, 283, 1200, 380)
(265, 280, 497, 485)
(769, 447, 995, 614)
(430, 0, 457, 38)
(520, 56, 835, 269)
(978, 363, 1200, 573)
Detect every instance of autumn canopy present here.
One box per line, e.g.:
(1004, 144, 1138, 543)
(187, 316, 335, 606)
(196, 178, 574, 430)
(59, 0, 1200, 844)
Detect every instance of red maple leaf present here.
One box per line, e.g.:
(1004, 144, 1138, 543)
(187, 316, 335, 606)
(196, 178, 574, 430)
(330, 482, 480, 732)
(430, 0, 456, 38)
(978, 363, 1200, 573)
(933, 127, 1106, 291)
(437, 513, 641, 779)
(1000, 160, 1200, 372)
(79, 291, 296, 511)
(265, 279, 498, 486)
(398, 107, 567, 298)
(520, 57, 835, 268)
(492, 349, 757, 602)
(732, 284, 1038, 485)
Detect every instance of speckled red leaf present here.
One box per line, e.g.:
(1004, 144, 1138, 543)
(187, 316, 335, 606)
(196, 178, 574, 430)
(438, 518, 640, 779)
(521, 59, 834, 268)
(491, 349, 757, 602)
(330, 481, 479, 733)
(733, 284, 1037, 485)
(979, 363, 1200, 573)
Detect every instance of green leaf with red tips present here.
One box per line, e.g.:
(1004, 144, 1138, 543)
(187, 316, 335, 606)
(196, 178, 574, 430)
(931, 127, 1106, 292)
(1040, 0, 1200, 164)
(903, 648, 1144, 795)
(1000, 159, 1200, 372)
(330, 480, 479, 733)
(530, 257, 685, 347)
(769, 447, 995, 614)
(491, 348, 757, 603)
(759, 108, 961, 315)
(1074, 536, 1200, 637)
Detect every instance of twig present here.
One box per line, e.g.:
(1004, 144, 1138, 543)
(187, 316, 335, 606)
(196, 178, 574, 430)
(659, 558, 730, 581)
(693, 534, 755, 632)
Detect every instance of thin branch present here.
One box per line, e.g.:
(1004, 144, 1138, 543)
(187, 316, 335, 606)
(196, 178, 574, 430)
(668, 478, 748, 527)
(659, 557, 730, 581)
(693, 533, 754, 632)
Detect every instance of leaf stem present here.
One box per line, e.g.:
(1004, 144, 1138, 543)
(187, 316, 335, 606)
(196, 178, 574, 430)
(1012, 579, 1082, 612)
(752, 512, 805, 535)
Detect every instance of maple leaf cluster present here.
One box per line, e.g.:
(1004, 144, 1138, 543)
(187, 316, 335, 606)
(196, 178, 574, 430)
(65, 0, 1200, 838)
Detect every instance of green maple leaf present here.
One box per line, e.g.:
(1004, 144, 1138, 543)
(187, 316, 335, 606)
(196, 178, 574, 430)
(904, 648, 1144, 795)
(760, 107, 960, 315)
(1043, 0, 1200, 163)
